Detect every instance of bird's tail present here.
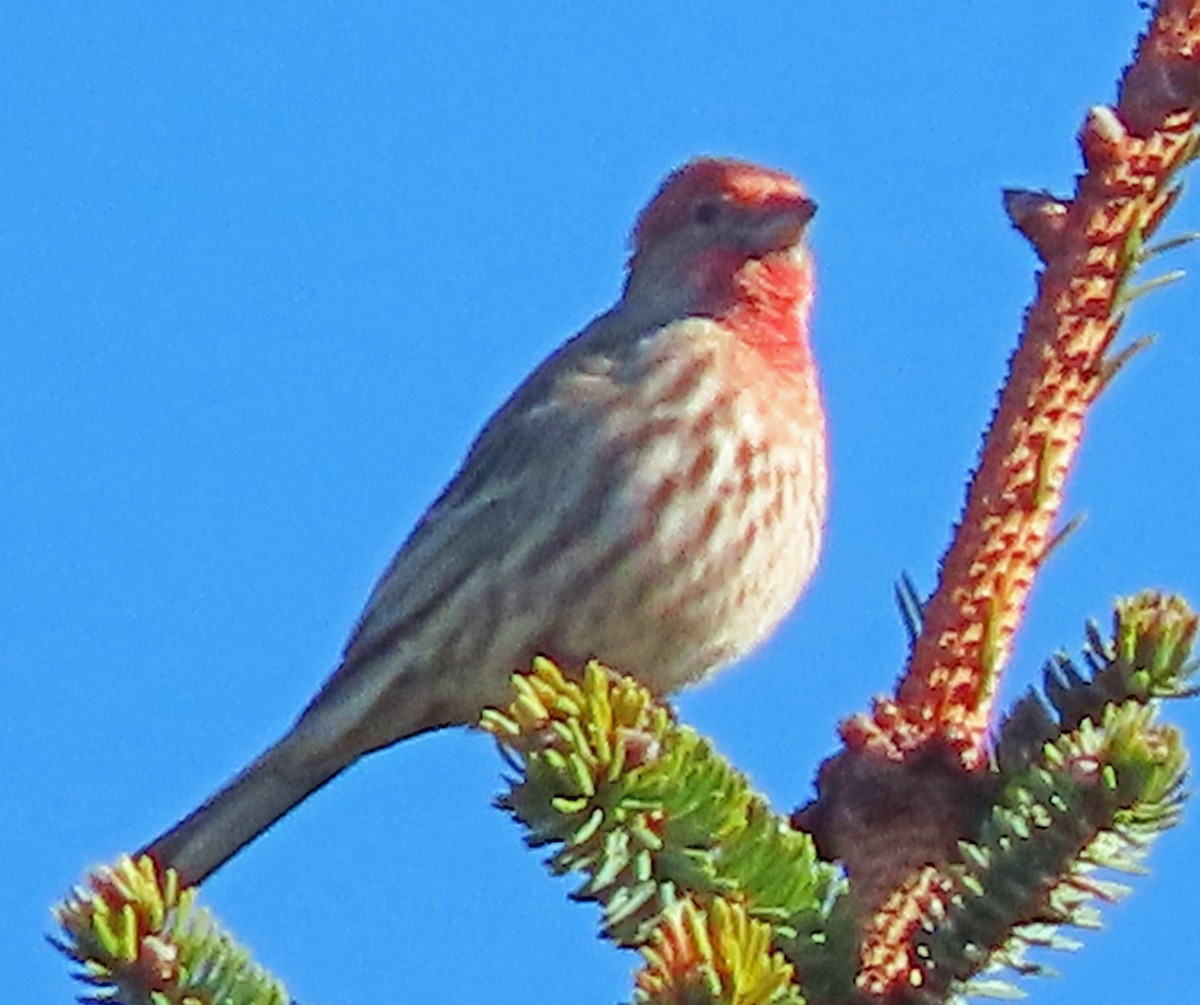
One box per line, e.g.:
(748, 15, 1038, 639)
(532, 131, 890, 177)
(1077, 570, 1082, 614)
(138, 734, 349, 887)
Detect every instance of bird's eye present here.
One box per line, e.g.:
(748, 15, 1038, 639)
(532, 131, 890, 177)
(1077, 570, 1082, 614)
(693, 201, 720, 226)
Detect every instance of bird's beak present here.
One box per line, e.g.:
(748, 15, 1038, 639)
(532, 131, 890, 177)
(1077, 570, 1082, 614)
(751, 197, 817, 254)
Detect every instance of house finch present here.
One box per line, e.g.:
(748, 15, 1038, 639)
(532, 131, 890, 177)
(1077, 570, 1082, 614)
(143, 157, 828, 886)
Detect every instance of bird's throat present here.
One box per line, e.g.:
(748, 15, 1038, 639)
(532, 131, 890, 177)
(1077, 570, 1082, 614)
(702, 252, 816, 375)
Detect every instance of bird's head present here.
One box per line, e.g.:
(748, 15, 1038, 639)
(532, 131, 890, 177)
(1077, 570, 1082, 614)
(624, 157, 817, 320)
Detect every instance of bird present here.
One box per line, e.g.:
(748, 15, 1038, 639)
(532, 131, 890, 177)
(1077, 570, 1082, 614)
(141, 156, 829, 887)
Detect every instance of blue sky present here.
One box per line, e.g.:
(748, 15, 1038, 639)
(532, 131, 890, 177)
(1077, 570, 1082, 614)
(5, 4, 1200, 1003)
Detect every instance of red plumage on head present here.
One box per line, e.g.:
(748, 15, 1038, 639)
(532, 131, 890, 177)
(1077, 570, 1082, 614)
(633, 157, 810, 251)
